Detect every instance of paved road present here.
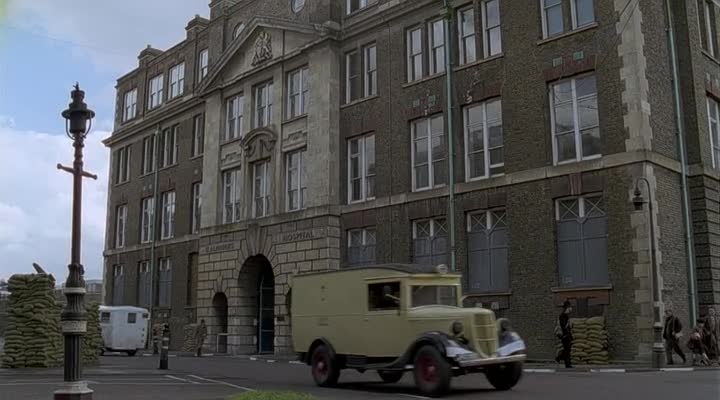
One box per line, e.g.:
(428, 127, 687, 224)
(1, 355, 718, 400)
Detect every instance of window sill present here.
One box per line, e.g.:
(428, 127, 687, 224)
(140, 172, 156, 178)
(113, 181, 131, 188)
(702, 49, 720, 67)
(464, 291, 512, 297)
(345, 4, 377, 18)
(348, 197, 376, 206)
(537, 23, 599, 46)
(283, 114, 308, 124)
(466, 173, 505, 184)
(221, 136, 244, 147)
(454, 54, 504, 73)
(554, 154, 602, 167)
(341, 95, 379, 109)
(121, 116, 138, 125)
(190, 154, 203, 161)
(551, 285, 613, 293)
(402, 73, 445, 89)
(159, 164, 178, 172)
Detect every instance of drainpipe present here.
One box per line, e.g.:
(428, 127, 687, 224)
(443, 0, 457, 272)
(665, 0, 698, 324)
(149, 125, 161, 332)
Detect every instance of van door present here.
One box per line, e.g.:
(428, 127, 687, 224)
(363, 281, 405, 357)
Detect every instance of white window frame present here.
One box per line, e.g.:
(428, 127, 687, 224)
(254, 81, 273, 129)
(704, 0, 719, 56)
(148, 74, 164, 109)
(192, 114, 204, 157)
(345, 50, 360, 103)
(113, 265, 124, 277)
(158, 258, 172, 307)
(160, 191, 176, 240)
(222, 168, 242, 224)
(540, 0, 564, 38)
(707, 97, 720, 169)
(225, 94, 244, 141)
(253, 160, 271, 218)
(570, 0, 596, 30)
(428, 19, 446, 76)
(192, 182, 202, 234)
(482, 0, 502, 58)
(123, 88, 137, 122)
(169, 62, 185, 99)
(161, 126, 179, 167)
(407, 27, 424, 82)
(411, 115, 445, 192)
(198, 48, 209, 81)
(142, 136, 155, 175)
(458, 7, 477, 65)
(115, 205, 127, 249)
(412, 218, 448, 241)
(347, 0, 377, 14)
(463, 99, 504, 181)
(555, 194, 602, 220)
(364, 44, 377, 97)
(549, 74, 600, 165)
(347, 134, 375, 203)
(292, 0, 306, 13)
(347, 227, 377, 265)
(287, 66, 309, 118)
(140, 197, 154, 243)
(286, 149, 307, 212)
(114, 145, 131, 184)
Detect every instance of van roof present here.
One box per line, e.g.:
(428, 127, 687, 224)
(296, 263, 461, 278)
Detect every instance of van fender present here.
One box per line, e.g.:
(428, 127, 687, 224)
(393, 331, 459, 368)
(303, 337, 337, 365)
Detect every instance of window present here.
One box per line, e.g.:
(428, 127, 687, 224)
(411, 285, 458, 307)
(292, 0, 305, 13)
(482, 0, 502, 57)
(464, 99, 503, 180)
(114, 145, 131, 184)
(187, 253, 198, 306)
(346, 50, 361, 103)
(199, 48, 209, 81)
(412, 115, 446, 191)
(429, 19, 446, 75)
(192, 114, 204, 157)
(158, 258, 172, 307)
(127, 313, 137, 324)
(707, 97, 720, 169)
(169, 63, 185, 99)
(254, 81, 273, 128)
(253, 160, 271, 218)
(233, 22, 246, 39)
(347, 0, 377, 14)
(287, 67, 308, 118)
(226, 95, 244, 141)
(368, 282, 400, 311)
(348, 134, 375, 203)
(467, 210, 508, 292)
(112, 265, 124, 306)
(115, 205, 127, 249)
(407, 27, 424, 82)
(222, 168, 242, 223)
(100, 312, 111, 323)
(286, 149, 306, 211)
(160, 191, 176, 240)
(550, 74, 600, 164)
(458, 7, 477, 65)
(140, 197, 154, 243)
(138, 261, 151, 307)
(541, 0, 595, 38)
(142, 136, 155, 174)
(123, 88, 137, 121)
(556, 194, 608, 287)
(701, 1, 720, 57)
(192, 182, 202, 234)
(364, 44, 377, 97)
(159, 126, 179, 167)
(348, 228, 376, 266)
(148, 74, 164, 109)
(413, 218, 448, 265)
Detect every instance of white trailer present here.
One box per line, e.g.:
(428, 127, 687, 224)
(98, 306, 150, 356)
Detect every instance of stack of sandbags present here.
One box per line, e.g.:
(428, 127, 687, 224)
(1, 273, 63, 368)
(181, 323, 199, 353)
(82, 303, 103, 365)
(567, 316, 609, 365)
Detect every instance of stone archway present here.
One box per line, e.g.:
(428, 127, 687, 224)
(240, 255, 275, 354)
(212, 292, 228, 353)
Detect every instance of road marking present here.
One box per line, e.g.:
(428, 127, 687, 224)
(660, 367, 694, 372)
(289, 361, 303, 365)
(524, 368, 555, 373)
(267, 359, 276, 363)
(249, 357, 257, 361)
(165, 375, 195, 384)
(398, 394, 431, 399)
(187, 375, 254, 392)
(590, 369, 626, 373)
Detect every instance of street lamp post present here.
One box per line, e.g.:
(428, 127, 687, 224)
(632, 177, 665, 369)
(54, 84, 96, 400)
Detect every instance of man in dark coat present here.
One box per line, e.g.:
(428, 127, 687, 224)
(663, 309, 686, 365)
(555, 300, 573, 368)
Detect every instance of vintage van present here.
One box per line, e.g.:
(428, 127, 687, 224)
(98, 306, 150, 356)
(291, 264, 526, 397)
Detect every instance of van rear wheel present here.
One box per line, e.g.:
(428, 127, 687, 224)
(413, 345, 451, 397)
(310, 345, 340, 387)
(378, 370, 404, 383)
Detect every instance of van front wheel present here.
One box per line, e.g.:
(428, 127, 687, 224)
(413, 345, 451, 397)
(310, 345, 340, 387)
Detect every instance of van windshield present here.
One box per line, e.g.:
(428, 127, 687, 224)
(411, 285, 458, 307)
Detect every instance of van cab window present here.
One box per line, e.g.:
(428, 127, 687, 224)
(100, 312, 110, 323)
(411, 285, 458, 307)
(127, 313, 137, 324)
(368, 282, 400, 311)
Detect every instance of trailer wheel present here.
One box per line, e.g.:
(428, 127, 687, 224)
(413, 345, 451, 397)
(310, 345, 340, 387)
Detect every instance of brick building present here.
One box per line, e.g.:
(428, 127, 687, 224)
(103, 0, 719, 360)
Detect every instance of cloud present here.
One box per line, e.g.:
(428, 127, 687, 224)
(0, 118, 109, 281)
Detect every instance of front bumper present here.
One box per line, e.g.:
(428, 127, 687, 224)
(450, 335, 527, 368)
(457, 353, 526, 368)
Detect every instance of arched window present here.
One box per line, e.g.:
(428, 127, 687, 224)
(233, 22, 245, 40)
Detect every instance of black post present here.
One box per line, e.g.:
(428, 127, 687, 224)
(55, 84, 96, 400)
(159, 325, 169, 370)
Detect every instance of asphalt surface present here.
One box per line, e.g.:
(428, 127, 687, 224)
(0, 355, 718, 400)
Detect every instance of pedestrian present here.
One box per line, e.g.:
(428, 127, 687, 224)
(196, 319, 207, 357)
(702, 307, 718, 365)
(688, 319, 710, 366)
(662, 309, 686, 365)
(555, 300, 573, 368)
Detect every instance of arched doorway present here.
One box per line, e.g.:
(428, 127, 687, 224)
(257, 265, 275, 354)
(212, 293, 228, 353)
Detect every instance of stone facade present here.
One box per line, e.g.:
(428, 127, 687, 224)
(102, 0, 718, 360)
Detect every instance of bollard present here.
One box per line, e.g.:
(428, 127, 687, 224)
(159, 325, 169, 370)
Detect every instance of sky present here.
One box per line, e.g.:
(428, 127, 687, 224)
(0, 0, 208, 282)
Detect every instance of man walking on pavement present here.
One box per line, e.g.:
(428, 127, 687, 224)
(663, 308, 686, 365)
(555, 300, 573, 368)
(196, 319, 208, 357)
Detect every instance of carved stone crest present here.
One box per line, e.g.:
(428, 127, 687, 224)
(252, 31, 272, 66)
(243, 128, 278, 162)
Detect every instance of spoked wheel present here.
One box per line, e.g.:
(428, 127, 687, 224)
(378, 370, 404, 383)
(310, 345, 340, 387)
(413, 345, 451, 398)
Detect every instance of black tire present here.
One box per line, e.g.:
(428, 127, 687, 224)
(378, 370, 404, 383)
(485, 362, 523, 391)
(412, 345, 452, 397)
(310, 345, 340, 387)
(126, 350, 137, 357)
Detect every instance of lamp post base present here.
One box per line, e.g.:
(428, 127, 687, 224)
(53, 381, 93, 400)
